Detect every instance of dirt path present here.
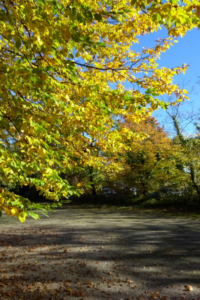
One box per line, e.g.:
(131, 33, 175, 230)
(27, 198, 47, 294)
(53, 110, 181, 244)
(1, 209, 200, 300)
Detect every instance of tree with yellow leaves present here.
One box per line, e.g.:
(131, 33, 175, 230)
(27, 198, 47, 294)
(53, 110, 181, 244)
(115, 116, 187, 196)
(0, 0, 199, 221)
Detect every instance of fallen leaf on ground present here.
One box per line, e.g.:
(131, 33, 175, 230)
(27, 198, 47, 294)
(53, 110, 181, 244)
(151, 291, 160, 299)
(185, 285, 193, 291)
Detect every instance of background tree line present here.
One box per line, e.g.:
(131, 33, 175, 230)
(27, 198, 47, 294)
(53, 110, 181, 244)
(2, 107, 200, 208)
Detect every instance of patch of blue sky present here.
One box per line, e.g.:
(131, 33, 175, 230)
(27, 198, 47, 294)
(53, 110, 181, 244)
(122, 26, 200, 135)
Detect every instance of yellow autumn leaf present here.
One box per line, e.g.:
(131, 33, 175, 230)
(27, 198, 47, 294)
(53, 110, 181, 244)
(185, 285, 193, 291)
(18, 212, 28, 223)
(10, 207, 19, 217)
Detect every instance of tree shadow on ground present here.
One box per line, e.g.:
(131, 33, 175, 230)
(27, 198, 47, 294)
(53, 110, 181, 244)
(1, 209, 200, 300)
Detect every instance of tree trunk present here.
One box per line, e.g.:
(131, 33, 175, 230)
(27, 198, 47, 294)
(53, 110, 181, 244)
(189, 163, 200, 196)
(172, 115, 200, 196)
(89, 166, 96, 195)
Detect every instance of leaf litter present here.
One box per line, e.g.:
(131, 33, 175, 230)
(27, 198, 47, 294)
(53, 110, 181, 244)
(1, 209, 200, 299)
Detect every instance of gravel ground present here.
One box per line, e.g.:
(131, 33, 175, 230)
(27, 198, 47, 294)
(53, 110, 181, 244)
(1, 209, 200, 300)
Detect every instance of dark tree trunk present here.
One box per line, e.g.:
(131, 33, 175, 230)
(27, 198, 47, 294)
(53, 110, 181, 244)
(189, 163, 200, 196)
(91, 183, 97, 195)
(172, 115, 200, 196)
(89, 166, 96, 195)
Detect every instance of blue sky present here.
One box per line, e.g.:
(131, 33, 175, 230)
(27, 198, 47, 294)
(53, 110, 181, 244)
(124, 26, 200, 136)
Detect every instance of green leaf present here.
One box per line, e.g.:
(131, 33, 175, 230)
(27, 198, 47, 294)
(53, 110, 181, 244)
(57, 2, 63, 10)
(32, 68, 43, 74)
(71, 33, 81, 42)
(37, 0, 45, 5)
(45, 66, 54, 72)
(192, 16, 198, 24)
(84, 11, 93, 22)
(43, 142, 50, 150)
(15, 39, 21, 50)
(28, 211, 40, 220)
(102, 11, 111, 15)
(67, 190, 74, 195)
(97, 42, 105, 47)
(94, 13, 102, 22)
(156, 13, 162, 22)
(145, 87, 154, 95)
(152, 13, 162, 22)
(40, 210, 49, 217)
(77, 13, 84, 24)
(160, 102, 169, 109)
